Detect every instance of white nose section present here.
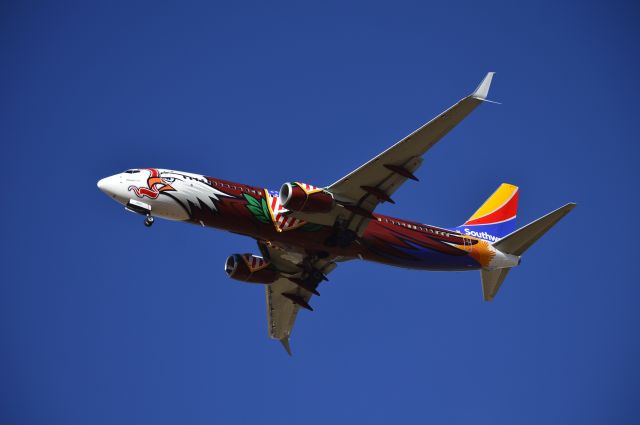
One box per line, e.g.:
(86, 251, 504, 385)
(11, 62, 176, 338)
(97, 175, 122, 197)
(97, 177, 108, 192)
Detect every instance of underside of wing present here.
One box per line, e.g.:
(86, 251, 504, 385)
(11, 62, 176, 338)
(329, 72, 495, 201)
(287, 73, 496, 236)
(266, 277, 310, 341)
(258, 240, 340, 355)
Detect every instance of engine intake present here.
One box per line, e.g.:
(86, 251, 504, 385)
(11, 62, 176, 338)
(280, 182, 334, 213)
(224, 254, 278, 284)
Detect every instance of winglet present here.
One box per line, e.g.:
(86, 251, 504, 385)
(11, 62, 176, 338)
(472, 72, 495, 100)
(280, 338, 293, 356)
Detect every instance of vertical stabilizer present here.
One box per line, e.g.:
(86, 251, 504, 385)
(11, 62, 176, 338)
(454, 183, 519, 243)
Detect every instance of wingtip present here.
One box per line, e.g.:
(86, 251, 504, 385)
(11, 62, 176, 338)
(280, 338, 293, 356)
(472, 72, 495, 100)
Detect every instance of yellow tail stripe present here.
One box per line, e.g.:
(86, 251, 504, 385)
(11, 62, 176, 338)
(467, 183, 518, 221)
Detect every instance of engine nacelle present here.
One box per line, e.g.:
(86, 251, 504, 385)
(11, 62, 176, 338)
(280, 182, 334, 213)
(224, 254, 278, 284)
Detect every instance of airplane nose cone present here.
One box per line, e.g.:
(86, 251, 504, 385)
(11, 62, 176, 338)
(97, 177, 108, 192)
(97, 175, 120, 197)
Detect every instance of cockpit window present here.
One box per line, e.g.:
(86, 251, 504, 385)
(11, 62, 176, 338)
(124, 169, 140, 174)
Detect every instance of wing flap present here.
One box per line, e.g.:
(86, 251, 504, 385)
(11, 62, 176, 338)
(258, 240, 339, 353)
(286, 156, 423, 235)
(266, 277, 309, 340)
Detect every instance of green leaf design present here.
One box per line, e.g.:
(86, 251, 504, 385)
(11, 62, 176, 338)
(260, 198, 271, 222)
(256, 214, 270, 224)
(243, 193, 260, 207)
(246, 205, 262, 216)
(243, 193, 272, 224)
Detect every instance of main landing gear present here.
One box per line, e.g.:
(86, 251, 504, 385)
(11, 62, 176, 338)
(144, 215, 154, 227)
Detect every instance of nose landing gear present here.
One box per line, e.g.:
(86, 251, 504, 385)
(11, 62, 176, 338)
(144, 215, 155, 227)
(125, 199, 155, 228)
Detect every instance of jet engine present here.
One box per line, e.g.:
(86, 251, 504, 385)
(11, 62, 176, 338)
(280, 182, 334, 213)
(224, 254, 278, 284)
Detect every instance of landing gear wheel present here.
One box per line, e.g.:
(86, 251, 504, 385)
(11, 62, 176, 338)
(144, 216, 154, 227)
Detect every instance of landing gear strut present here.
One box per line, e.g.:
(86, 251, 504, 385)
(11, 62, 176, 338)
(125, 200, 154, 227)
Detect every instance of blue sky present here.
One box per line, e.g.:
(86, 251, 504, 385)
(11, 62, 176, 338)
(1, 1, 639, 424)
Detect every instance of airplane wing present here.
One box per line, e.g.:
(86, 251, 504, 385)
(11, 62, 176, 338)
(265, 278, 310, 355)
(258, 241, 339, 355)
(289, 73, 496, 235)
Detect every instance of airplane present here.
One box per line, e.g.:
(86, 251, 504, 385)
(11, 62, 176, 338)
(97, 73, 575, 355)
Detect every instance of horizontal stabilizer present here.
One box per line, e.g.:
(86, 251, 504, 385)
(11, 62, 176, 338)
(481, 268, 511, 301)
(494, 203, 576, 256)
(480, 202, 575, 301)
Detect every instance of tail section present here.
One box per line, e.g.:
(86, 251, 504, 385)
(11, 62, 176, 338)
(493, 203, 576, 256)
(481, 202, 576, 301)
(481, 268, 511, 301)
(454, 183, 519, 243)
